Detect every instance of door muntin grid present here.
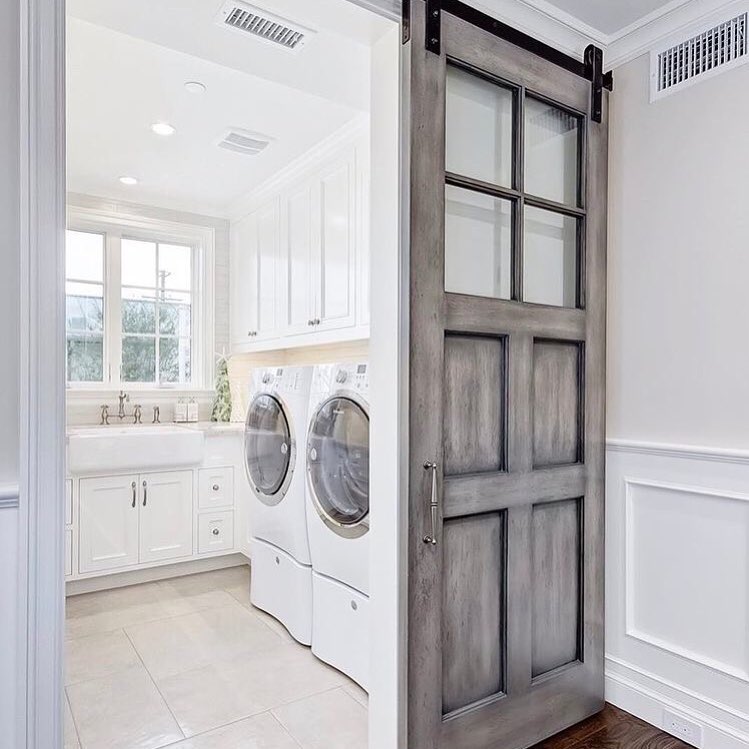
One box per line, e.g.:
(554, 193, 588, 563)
(444, 60, 586, 309)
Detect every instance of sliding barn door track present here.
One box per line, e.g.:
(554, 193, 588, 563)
(421, 0, 612, 122)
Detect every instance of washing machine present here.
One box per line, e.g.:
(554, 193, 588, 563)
(306, 362, 370, 689)
(244, 366, 313, 645)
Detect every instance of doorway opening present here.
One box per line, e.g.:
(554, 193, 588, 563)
(62, 1, 399, 746)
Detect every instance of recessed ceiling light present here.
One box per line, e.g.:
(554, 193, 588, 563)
(119, 176, 138, 186)
(151, 122, 176, 136)
(184, 81, 206, 94)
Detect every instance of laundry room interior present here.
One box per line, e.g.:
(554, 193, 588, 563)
(62, 0, 398, 746)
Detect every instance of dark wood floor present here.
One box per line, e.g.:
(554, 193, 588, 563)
(533, 705, 694, 749)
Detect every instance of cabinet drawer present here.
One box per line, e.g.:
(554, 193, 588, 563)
(65, 479, 73, 526)
(198, 467, 234, 510)
(198, 511, 234, 554)
(65, 529, 73, 577)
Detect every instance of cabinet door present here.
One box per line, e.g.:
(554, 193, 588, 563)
(139, 470, 193, 564)
(281, 183, 316, 335)
(255, 200, 281, 340)
(230, 213, 259, 346)
(315, 157, 357, 331)
(79, 475, 139, 573)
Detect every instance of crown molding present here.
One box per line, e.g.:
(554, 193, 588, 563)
(606, 0, 744, 68)
(469, 0, 742, 72)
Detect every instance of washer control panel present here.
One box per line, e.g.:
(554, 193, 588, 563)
(335, 362, 369, 396)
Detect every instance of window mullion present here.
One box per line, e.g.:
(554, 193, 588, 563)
(108, 231, 123, 386)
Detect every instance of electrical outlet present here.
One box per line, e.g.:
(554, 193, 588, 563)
(663, 709, 703, 747)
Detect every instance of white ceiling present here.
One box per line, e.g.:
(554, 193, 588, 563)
(66, 0, 393, 216)
(537, 0, 690, 35)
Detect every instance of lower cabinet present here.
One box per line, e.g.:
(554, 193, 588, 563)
(139, 471, 193, 564)
(79, 470, 193, 574)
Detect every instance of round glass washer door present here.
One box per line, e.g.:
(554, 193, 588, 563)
(244, 393, 294, 505)
(307, 396, 369, 537)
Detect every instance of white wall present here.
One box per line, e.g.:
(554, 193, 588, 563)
(607, 53, 749, 749)
(0, 0, 20, 743)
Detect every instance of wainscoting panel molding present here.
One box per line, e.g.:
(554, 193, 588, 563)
(606, 440, 749, 749)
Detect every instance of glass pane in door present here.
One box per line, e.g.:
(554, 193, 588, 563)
(523, 206, 578, 307)
(524, 97, 580, 206)
(446, 66, 514, 188)
(445, 185, 512, 299)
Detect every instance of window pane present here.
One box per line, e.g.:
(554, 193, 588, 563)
(524, 97, 580, 206)
(122, 239, 156, 287)
(159, 243, 192, 291)
(445, 184, 512, 300)
(67, 334, 103, 382)
(446, 66, 513, 188)
(66, 283, 104, 333)
(159, 291, 191, 336)
(159, 337, 191, 384)
(66, 230, 104, 283)
(122, 288, 156, 334)
(523, 206, 578, 307)
(121, 336, 156, 382)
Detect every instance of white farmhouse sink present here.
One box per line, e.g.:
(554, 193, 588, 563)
(68, 425, 205, 474)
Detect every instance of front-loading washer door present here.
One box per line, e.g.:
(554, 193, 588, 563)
(245, 393, 294, 506)
(307, 396, 369, 538)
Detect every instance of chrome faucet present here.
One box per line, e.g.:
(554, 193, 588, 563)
(117, 391, 129, 420)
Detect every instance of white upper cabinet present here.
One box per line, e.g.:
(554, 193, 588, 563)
(230, 130, 369, 353)
(315, 157, 357, 331)
(281, 182, 316, 336)
(230, 199, 282, 347)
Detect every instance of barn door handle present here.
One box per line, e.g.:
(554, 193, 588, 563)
(423, 461, 439, 545)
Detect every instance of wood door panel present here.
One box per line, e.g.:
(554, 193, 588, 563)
(532, 340, 582, 467)
(531, 498, 582, 677)
(407, 2, 608, 746)
(442, 512, 505, 714)
(443, 335, 505, 476)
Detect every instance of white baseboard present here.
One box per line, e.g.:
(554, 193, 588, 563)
(606, 665, 749, 749)
(66, 553, 250, 595)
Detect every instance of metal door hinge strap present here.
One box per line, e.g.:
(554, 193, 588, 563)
(585, 44, 605, 123)
(425, 0, 441, 55)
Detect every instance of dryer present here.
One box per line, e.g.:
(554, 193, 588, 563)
(306, 362, 370, 689)
(244, 366, 313, 645)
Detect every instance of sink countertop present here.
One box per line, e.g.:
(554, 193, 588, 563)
(66, 421, 244, 438)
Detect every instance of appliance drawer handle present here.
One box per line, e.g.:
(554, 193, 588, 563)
(422, 461, 439, 545)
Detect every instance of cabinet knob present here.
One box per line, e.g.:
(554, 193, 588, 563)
(212, 484, 219, 491)
(212, 528, 220, 536)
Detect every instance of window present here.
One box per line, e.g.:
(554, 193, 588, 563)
(65, 220, 206, 389)
(66, 231, 105, 382)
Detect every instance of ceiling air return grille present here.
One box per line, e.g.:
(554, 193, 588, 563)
(216, 1, 314, 51)
(217, 129, 272, 156)
(651, 11, 748, 100)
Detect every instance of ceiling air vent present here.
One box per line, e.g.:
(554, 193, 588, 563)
(651, 11, 748, 100)
(215, 1, 314, 52)
(217, 129, 272, 157)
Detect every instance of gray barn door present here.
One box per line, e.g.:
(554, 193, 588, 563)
(405, 3, 608, 748)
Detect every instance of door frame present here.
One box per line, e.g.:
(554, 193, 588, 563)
(16, 0, 405, 747)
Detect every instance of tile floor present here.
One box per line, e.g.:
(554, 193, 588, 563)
(64, 565, 368, 749)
